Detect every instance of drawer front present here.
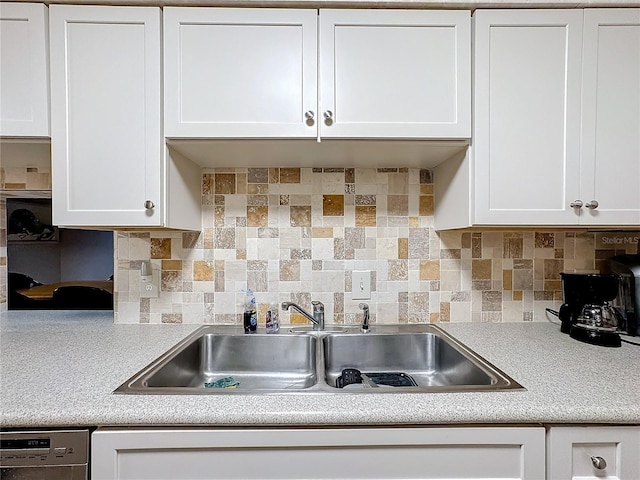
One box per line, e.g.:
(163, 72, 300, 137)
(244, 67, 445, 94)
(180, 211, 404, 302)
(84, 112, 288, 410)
(547, 426, 640, 480)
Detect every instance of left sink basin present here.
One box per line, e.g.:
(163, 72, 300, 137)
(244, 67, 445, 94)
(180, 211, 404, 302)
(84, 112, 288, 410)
(115, 327, 317, 394)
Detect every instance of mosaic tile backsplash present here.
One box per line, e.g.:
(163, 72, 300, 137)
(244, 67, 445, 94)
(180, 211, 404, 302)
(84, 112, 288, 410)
(112, 168, 639, 325)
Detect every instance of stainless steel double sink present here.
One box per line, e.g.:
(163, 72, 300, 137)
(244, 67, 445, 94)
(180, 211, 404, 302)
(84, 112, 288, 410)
(115, 325, 524, 394)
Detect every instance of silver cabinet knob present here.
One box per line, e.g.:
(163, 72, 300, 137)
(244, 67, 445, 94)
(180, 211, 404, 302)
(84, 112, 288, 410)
(590, 456, 607, 470)
(144, 200, 155, 210)
(323, 110, 334, 126)
(586, 200, 599, 209)
(570, 200, 583, 208)
(304, 110, 315, 126)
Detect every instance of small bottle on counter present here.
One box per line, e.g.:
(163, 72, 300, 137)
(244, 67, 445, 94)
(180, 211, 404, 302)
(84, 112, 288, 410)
(243, 289, 257, 333)
(265, 302, 280, 334)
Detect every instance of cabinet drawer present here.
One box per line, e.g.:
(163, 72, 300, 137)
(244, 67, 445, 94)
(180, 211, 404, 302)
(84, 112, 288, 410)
(547, 426, 640, 479)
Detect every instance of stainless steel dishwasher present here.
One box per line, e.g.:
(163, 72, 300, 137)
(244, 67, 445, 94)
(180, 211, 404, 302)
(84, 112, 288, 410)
(0, 429, 89, 479)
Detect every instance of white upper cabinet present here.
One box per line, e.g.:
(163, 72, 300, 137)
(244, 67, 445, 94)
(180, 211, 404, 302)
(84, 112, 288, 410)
(164, 8, 470, 140)
(580, 9, 640, 226)
(164, 8, 317, 139)
(0, 3, 49, 137)
(50, 5, 200, 230)
(435, 8, 640, 229)
(319, 9, 470, 139)
(473, 9, 584, 225)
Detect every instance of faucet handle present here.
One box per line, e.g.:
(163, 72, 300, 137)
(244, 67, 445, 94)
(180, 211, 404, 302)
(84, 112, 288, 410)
(311, 300, 324, 311)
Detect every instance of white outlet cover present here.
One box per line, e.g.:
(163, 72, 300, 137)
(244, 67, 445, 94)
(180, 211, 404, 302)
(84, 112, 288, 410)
(140, 269, 160, 298)
(352, 270, 371, 300)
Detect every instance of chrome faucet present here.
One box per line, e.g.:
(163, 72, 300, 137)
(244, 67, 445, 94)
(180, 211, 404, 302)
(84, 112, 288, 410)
(281, 301, 325, 331)
(359, 303, 370, 333)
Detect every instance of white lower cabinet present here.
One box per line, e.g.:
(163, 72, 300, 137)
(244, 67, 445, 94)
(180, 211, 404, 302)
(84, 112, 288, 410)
(92, 426, 545, 479)
(547, 426, 640, 480)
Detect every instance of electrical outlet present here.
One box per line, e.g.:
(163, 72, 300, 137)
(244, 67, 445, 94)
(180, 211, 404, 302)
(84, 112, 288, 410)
(140, 261, 160, 298)
(352, 270, 371, 300)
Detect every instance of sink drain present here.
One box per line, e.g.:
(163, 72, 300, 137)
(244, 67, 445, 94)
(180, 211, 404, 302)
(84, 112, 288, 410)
(336, 369, 417, 388)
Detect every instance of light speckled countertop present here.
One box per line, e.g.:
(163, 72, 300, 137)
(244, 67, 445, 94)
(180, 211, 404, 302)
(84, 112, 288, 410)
(1, 310, 639, 428)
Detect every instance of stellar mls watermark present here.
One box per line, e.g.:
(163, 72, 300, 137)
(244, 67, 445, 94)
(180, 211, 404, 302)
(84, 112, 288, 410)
(596, 233, 640, 248)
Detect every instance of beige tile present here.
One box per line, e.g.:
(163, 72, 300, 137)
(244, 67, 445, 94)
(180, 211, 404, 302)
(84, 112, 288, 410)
(162, 313, 182, 324)
(419, 195, 434, 216)
(388, 195, 408, 216)
(388, 259, 408, 281)
(323, 195, 344, 216)
(543, 259, 564, 280)
(388, 173, 409, 194)
(214, 228, 235, 249)
(419, 169, 432, 184)
(279, 260, 300, 281)
(162, 260, 182, 270)
(461, 232, 471, 249)
(161, 271, 182, 291)
(482, 291, 502, 311)
(291, 206, 312, 227)
(503, 269, 513, 290)
(151, 238, 171, 259)
(247, 206, 268, 227)
(420, 260, 440, 280)
(535, 232, 554, 248)
(248, 184, 268, 194)
(472, 259, 492, 280)
(398, 238, 409, 259)
(355, 194, 376, 206)
(248, 168, 268, 184)
(439, 302, 450, 322)
(355, 206, 376, 227)
(215, 174, 236, 194)
(503, 236, 523, 258)
(312, 227, 333, 238)
(513, 269, 533, 290)
(280, 168, 301, 183)
(193, 261, 214, 281)
(345, 227, 365, 249)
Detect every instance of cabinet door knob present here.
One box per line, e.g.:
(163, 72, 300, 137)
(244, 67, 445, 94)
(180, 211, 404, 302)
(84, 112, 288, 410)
(144, 200, 155, 210)
(590, 456, 607, 470)
(323, 110, 334, 126)
(586, 200, 599, 209)
(570, 200, 583, 208)
(304, 110, 315, 126)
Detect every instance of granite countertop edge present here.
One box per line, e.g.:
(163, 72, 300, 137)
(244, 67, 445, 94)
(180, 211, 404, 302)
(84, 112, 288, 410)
(1, 311, 639, 428)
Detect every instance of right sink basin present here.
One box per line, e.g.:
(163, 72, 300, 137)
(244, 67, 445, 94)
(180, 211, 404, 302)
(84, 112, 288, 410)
(323, 328, 523, 392)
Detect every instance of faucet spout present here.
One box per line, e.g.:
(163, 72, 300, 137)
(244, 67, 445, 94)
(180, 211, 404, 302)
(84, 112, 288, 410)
(282, 301, 325, 331)
(359, 303, 370, 333)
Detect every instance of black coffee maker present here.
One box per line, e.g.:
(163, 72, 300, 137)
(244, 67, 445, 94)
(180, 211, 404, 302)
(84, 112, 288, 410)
(558, 273, 621, 347)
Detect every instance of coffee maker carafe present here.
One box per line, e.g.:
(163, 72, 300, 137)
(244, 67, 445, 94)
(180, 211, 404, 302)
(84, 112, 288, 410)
(558, 273, 622, 347)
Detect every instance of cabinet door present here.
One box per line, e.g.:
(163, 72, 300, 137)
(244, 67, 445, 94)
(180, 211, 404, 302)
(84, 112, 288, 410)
(50, 6, 162, 227)
(580, 9, 640, 226)
(0, 3, 49, 137)
(92, 427, 545, 479)
(319, 9, 470, 139)
(474, 10, 583, 225)
(164, 8, 317, 139)
(547, 426, 640, 479)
